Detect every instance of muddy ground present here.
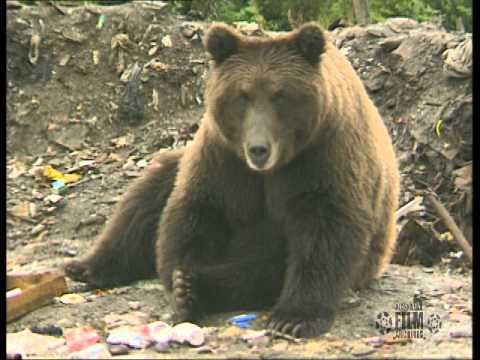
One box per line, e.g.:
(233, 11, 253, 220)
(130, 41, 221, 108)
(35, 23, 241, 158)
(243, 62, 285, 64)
(6, 1, 472, 358)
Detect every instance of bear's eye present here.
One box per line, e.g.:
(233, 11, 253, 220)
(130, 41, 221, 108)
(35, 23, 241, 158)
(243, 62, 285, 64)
(237, 91, 251, 105)
(272, 91, 289, 105)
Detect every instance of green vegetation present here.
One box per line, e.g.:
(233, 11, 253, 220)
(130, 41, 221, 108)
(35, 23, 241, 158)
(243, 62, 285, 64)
(172, 0, 472, 32)
(20, 0, 472, 32)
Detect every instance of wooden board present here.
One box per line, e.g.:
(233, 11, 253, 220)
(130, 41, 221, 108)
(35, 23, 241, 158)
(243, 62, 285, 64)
(7, 271, 68, 323)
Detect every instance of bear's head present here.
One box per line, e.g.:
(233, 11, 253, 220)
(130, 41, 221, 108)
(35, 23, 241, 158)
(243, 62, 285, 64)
(204, 22, 327, 172)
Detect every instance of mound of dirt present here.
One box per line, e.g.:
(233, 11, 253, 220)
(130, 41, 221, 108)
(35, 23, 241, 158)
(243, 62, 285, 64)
(6, 2, 472, 359)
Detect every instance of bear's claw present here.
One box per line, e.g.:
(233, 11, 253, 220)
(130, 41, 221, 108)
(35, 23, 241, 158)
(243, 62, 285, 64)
(63, 259, 90, 283)
(267, 310, 334, 338)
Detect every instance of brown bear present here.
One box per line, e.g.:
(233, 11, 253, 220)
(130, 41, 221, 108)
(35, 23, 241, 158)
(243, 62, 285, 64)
(65, 22, 400, 338)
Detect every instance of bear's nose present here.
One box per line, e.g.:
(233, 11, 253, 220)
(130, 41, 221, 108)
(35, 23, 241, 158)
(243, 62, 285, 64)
(248, 144, 270, 167)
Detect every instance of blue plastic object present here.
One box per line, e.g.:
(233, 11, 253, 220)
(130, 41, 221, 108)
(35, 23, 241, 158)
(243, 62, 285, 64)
(228, 313, 257, 328)
(52, 180, 65, 190)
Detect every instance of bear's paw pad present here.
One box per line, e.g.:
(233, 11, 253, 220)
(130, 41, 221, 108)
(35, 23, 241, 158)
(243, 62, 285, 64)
(172, 268, 196, 321)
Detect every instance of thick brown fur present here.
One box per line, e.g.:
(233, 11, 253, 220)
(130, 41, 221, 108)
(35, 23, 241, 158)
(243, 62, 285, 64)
(65, 23, 399, 338)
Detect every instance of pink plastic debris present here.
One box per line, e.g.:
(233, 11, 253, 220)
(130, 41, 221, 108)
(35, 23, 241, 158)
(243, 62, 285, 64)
(106, 327, 152, 349)
(68, 343, 111, 359)
(65, 327, 101, 352)
(144, 321, 173, 344)
(171, 322, 205, 347)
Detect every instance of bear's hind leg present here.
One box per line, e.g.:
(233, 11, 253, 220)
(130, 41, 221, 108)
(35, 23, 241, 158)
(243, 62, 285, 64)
(355, 213, 397, 289)
(64, 149, 183, 288)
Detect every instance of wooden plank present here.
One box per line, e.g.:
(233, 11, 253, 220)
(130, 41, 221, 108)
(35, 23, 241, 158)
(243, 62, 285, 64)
(7, 272, 68, 323)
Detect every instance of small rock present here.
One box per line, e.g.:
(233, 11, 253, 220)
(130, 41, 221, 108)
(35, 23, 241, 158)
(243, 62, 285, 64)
(45, 194, 63, 204)
(32, 190, 45, 200)
(161, 313, 172, 321)
(351, 345, 377, 357)
(30, 325, 63, 336)
(154, 341, 170, 353)
(449, 329, 472, 338)
(195, 345, 214, 354)
(364, 336, 385, 348)
(108, 344, 129, 355)
(136, 159, 148, 168)
(128, 301, 142, 310)
(161, 35, 172, 48)
(31, 224, 46, 236)
(57, 318, 75, 328)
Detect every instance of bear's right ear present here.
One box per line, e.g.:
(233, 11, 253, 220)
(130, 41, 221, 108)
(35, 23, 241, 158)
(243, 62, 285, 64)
(205, 24, 240, 65)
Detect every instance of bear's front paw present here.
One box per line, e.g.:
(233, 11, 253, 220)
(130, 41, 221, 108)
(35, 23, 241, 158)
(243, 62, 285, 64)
(63, 259, 116, 288)
(267, 307, 335, 338)
(63, 259, 91, 283)
(171, 268, 197, 322)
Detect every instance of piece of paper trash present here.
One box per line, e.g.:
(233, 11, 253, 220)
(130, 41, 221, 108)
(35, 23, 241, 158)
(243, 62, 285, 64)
(106, 327, 152, 349)
(59, 293, 87, 305)
(171, 322, 205, 347)
(52, 180, 66, 190)
(43, 165, 81, 184)
(65, 327, 101, 352)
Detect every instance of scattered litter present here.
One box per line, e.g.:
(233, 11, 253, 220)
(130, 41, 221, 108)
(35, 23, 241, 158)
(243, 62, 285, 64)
(241, 329, 267, 342)
(7, 351, 24, 360)
(7, 271, 68, 322)
(43, 165, 81, 184)
(145, 321, 172, 344)
(69, 343, 111, 359)
(363, 336, 385, 348)
(7, 288, 22, 299)
(171, 322, 205, 347)
(148, 45, 159, 56)
(384, 334, 412, 345)
(228, 313, 257, 328)
(96, 14, 106, 30)
(196, 345, 215, 353)
(30, 324, 63, 336)
(351, 344, 377, 357)
(92, 50, 100, 65)
(154, 341, 170, 353)
(161, 35, 172, 48)
(136, 159, 148, 168)
(128, 301, 142, 310)
(65, 327, 101, 352)
(7, 329, 65, 357)
(449, 328, 472, 338)
(31, 224, 46, 236)
(108, 344, 129, 355)
(104, 312, 149, 329)
(106, 327, 152, 349)
(59, 293, 87, 305)
(45, 194, 64, 205)
(76, 214, 106, 229)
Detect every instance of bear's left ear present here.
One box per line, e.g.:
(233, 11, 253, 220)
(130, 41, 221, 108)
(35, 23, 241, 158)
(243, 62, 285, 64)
(205, 23, 240, 65)
(288, 22, 326, 65)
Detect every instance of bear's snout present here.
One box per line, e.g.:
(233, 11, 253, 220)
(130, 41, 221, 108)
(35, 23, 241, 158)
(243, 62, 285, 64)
(247, 143, 271, 168)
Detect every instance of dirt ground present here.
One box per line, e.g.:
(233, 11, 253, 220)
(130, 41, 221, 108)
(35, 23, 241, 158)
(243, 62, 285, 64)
(6, 1, 472, 358)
